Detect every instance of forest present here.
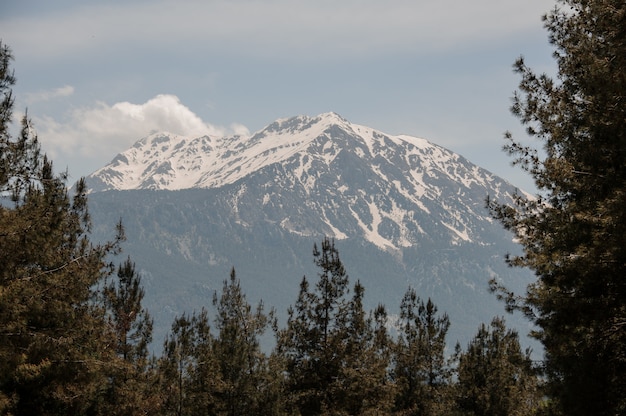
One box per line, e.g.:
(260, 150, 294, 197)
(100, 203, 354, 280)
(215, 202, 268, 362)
(2, 0, 626, 414)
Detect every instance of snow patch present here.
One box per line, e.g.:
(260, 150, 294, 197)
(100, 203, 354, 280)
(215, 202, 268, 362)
(348, 201, 397, 252)
(441, 221, 471, 243)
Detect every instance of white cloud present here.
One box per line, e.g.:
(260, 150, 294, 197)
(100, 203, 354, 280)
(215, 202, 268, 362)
(33, 94, 249, 174)
(24, 85, 74, 104)
(3, 0, 553, 62)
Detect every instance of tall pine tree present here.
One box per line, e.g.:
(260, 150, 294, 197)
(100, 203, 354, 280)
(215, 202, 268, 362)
(99, 257, 158, 415)
(212, 267, 276, 415)
(276, 238, 351, 415)
(337, 283, 395, 415)
(488, 1, 626, 414)
(159, 312, 208, 416)
(0, 41, 124, 415)
(277, 238, 391, 415)
(453, 317, 540, 416)
(104, 257, 153, 365)
(393, 289, 451, 416)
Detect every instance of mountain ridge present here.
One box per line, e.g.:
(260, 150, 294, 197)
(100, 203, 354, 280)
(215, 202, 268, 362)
(85, 112, 536, 351)
(87, 112, 520, 193)
(87, 112, 525, 252)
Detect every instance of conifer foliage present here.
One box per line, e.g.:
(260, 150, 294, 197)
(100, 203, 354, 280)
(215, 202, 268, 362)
(0, 42, 125, 414)
(488, 1, 626, 414)
(393, 290, 451, 415)
(159, 310, 219, 416)
(158, 268, 277, 416)
(104, 257, 153, 364)
(211, 267, 275, 415)
(100, 257, 156, 414)
(454, 317, 539, 416)
(276, 238, 393, 415)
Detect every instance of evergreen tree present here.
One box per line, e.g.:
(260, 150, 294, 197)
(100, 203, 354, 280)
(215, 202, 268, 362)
(278, 238, 395, 415)
(453, 317, 540, 416)
(276, 238, 350, 415)
(338, 285, 395, 415)
(159, 270, 281, 416)
(488, 1, 626, 413)
(160, 313, 202, 416)
(99, 257, 158, 415)
(0, 42, 124, 415)
(104, 257, 153, 364)
(185, 308, 223, 416)
(211, 267, 277, 415)
(393, 289, 451, 416)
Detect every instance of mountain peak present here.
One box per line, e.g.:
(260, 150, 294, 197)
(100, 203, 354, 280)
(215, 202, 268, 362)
(86, 112, 359, 193)
(260, 112, 348, 136)
(85, 112, 522, 251)
(85, 112, 513, 196)
(276, 111, 346, 124)
(318, 111, 348, 123)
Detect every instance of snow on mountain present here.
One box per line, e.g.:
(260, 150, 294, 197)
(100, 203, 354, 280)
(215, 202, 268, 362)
(89, 112, 504, 191)
(86, 112, 536, 351)
(89, 112, 343, 191)
(86, 112, 523, 252)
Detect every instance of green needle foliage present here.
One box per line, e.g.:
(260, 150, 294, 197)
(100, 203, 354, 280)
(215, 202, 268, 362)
(99, 257, 157, 415)
(454, 318, 540, 416)
(0, 41, 126, 415)
(158, 268, 279, 416)
(488, 1, 626, 414)
(160, 312, 205, 416)
(276, 238, 394, 415)
(393, 290, 452, 416)
(212, 267, 276, 416)
(276, 238, 352, 415)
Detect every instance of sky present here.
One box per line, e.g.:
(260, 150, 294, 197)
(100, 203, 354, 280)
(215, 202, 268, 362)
(1, 0, 558, 192)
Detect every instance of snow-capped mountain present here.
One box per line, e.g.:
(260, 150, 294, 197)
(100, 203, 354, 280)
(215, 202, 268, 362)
(86, 113, 536, 351)
(88, 112, 521, 252)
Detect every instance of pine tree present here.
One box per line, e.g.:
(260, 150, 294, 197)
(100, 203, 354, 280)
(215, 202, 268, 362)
(160, 313, 202, 416)
(211, 267, 276, 415)
(185, 308, 223, 416)
(99, 257, 158, 415)
(159, 270, 281, 416)
(0, 42, 124, 415)
(276, 238, 351, 415)
(487, 1, 626, 414)
(338, 284, 395, 415)
(277, 238, 394, 415)
(104, 257, 153, 364)
(159, 308, 230, 416)
(393, 289, 451, 416)
(453, 317, 540, 416)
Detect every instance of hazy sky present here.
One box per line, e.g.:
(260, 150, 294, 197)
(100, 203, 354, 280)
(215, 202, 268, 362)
(1, 0, 557, 192)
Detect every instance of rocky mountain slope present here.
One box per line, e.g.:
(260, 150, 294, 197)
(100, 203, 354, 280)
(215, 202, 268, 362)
(86, 112, 536, 351)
